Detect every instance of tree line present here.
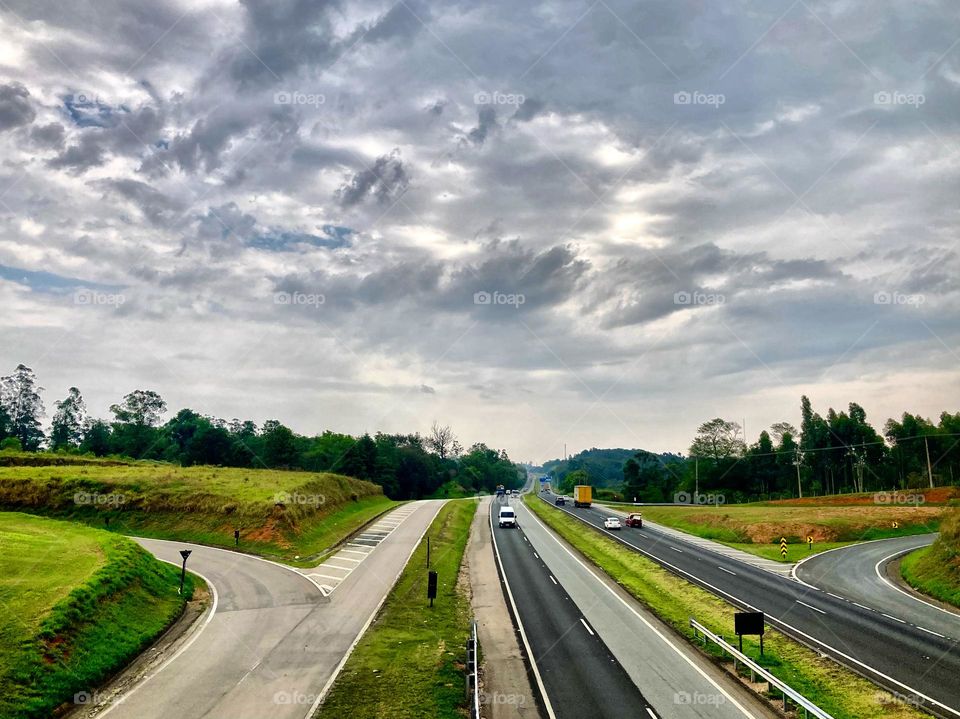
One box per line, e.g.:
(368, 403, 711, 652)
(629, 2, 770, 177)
(0, 364, 523, 500)
(618, 396, 960, 503)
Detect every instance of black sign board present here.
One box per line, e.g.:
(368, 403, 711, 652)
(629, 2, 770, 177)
(427, 570, 438, 606)
(735, 611, 765, 654)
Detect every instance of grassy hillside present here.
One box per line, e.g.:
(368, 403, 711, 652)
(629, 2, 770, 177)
(316, 500, 475, 719)
(0, 455, 396, 562)
(0, 512, 194, 719)
(901, 509, 960, 608)
(605, 501, 943, 562)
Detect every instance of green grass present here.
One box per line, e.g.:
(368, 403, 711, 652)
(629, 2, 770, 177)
(0, 512, 194, 719)
(316, 499, 476, 719)
(526, 495, 927, 719)
(0, 461, 397, 562)
(603, 501, 942, 563)
(900, 509, 960, 609)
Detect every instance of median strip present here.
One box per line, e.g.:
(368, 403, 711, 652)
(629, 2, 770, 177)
(314, 499, 477, 719)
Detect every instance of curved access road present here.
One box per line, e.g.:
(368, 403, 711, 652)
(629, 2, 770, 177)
(794, 534, 960, 640)
(93, 500, 443, 719)
(539, 490, 960, 719)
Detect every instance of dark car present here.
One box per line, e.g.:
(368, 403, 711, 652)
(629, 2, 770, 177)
(554, 496, 566, 505)
(624, 513, 643, 528)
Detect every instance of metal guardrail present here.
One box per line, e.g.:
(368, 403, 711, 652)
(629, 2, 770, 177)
(690, 618, 835, 719)
(466, 619, 480, 718)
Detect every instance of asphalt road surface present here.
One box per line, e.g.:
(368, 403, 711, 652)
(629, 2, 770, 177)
(795, 534, 960, 640)
(490, 496, 658, 719)
(97, 500, 443, 719)
(540, 491, 960, 719)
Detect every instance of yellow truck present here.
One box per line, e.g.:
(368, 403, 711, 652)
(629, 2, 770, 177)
(572, 485, 592, 508)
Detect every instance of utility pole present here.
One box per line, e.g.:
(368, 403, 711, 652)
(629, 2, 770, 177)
(695, 457, 699, 497)
(794, 448, 803, 499)
(924, 436, 934, 488)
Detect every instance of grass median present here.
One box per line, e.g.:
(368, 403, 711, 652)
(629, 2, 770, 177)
(0, 512, 195, 719)
(525, 495, 927, 719)
(315, 499, 477, 719)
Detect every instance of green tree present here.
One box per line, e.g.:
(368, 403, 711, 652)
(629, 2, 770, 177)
(0, 364, 45, 451)
(50, 387, 87, 450)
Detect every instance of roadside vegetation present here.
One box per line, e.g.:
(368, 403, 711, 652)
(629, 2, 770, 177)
(316, 499, 477, 719)
(0, 512, 195, 719)
(525, 495, 928, 719)
(604, 501, 943, 562)
(0, 455, 394, 563)
(901, 509, 960, 608)
(0, 364, 524, 503)
(542, 396, 960, 507)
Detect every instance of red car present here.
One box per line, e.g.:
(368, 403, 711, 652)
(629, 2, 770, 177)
(624, 513, 643, 528)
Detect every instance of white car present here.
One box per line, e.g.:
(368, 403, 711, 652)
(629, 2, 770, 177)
(603, 516, 622, 530)
(498, 507, 517, 528)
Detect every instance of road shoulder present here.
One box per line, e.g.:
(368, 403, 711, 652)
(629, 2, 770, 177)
(468, 496, 542, 719)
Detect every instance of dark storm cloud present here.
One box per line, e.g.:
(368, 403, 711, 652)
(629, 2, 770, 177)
(29, 122, 65, 149)
(467, 107, 498, 146)
(335, 149, 410, 207)
(0, 82, 35, 131)
(93, 178, 184, 227)
(47, 134, 107, 172)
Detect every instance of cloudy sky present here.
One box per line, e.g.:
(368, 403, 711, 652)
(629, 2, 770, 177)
(1, 0, 958, 462)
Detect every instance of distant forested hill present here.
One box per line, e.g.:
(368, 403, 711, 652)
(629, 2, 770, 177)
(543, 448, 683, 489)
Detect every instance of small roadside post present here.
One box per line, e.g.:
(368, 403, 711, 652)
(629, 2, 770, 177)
(780, 536, 788, 560)
(735, 611, 765, 655)
(234, 528, 240, 547)
(178, 549, 192, 595)
(427, 537, 431, 568)
(427, 570, 438, 607)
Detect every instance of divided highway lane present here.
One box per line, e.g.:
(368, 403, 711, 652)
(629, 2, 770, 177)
(490, 498, 658, 719)
(541, 492, 960, 719)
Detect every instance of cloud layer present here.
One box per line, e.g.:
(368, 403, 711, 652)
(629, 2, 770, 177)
(1, 0, 958, 460)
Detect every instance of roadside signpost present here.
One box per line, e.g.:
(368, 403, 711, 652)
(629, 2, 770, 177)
(780, 537, 788, 559)
(735, 611, 765, 654)
(178, 549, 192, 595)
(807, 535, 813, 551)
(427, 570, 438, 607)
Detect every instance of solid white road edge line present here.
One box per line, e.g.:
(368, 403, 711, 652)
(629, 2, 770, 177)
(579, 618, 595, 636)
(874, 547, 960, 620)
(517, 501, 761, 719)
(99, 564, 219, 717)
(536, 497, 960, 719)
(307, 500, 445, 718)
(490, 501, 558, 719)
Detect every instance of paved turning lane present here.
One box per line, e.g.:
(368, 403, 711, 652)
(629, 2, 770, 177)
(94, 500, 443, 719)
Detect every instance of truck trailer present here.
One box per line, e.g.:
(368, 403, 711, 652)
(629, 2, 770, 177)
(572, 485, 592, 508)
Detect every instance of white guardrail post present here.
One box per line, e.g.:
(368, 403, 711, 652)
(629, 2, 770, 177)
(690, 618, 835, 719)
(467, 619, 480, 718)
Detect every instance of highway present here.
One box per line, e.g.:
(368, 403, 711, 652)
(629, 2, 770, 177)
(539, 490, 960, 719)
(795, 534, 960, 640)
(86, 501, 443, 719)
(491, 493, 775, 719)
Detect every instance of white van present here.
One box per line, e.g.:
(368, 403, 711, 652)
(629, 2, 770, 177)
(498, 507, 517, 528)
